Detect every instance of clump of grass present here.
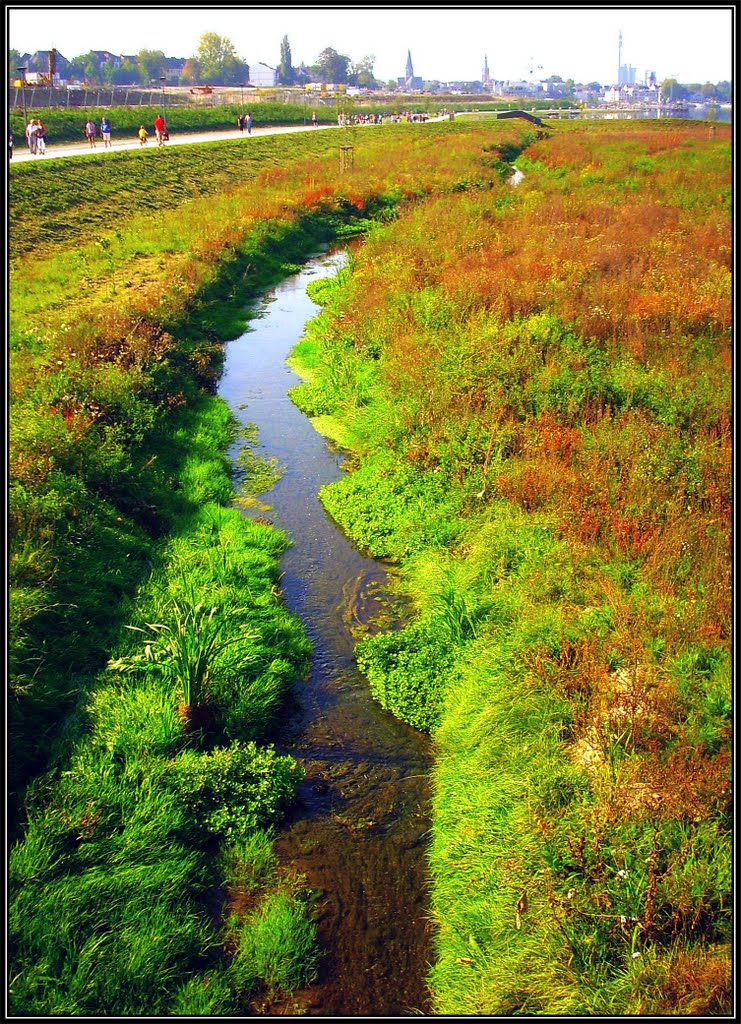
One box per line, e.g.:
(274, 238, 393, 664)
(229, 892, 319, 997)
(109, 585, 259, 720)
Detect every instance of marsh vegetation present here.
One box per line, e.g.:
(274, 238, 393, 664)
(8, 117, 731, 1015)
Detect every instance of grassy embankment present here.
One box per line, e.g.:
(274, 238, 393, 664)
(9, 100, 341, 145)
(287, 119, 733, 1014)
(9, 96, 577, 147)
(8, 120, 525, 1015)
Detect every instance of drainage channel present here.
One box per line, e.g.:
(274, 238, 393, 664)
(218, 250, 432, 1016)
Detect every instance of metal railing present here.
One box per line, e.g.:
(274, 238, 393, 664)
(9, 84, 341, 110)
(9, 85, 205, 110)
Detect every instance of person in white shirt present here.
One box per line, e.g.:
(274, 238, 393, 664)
(26, 118, 38, 155)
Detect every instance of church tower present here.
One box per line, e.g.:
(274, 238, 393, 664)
(482, 54, 491, 89)
(405, 50, 414, 89)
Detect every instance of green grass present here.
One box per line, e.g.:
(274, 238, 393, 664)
(8, 259, 316, 1015)
(9, 432, 313, 1015)
(8, 100, 346, 147)
(230, 892, 319, 996)
(10, 116, 730, 1016)
(281, 122, 732, 1014)
(8, 129, 346, 257)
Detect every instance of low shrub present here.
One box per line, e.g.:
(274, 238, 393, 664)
(170, 741, 304, 842)
(356, 618, 457, 731)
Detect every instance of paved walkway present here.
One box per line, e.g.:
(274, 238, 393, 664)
(11, 116, 448, 164)
(10, 122, 350, 163)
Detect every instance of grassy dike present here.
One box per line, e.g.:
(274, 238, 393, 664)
(8, 100, 343, 147)
(287, 120, 732, 1015)
(9, 121, 531, 1014)
(8, 96, 574, 149)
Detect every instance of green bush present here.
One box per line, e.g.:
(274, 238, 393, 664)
(320, 450, 463, 559)
(356, 618, 457, 731)
(171, 741, 303, 842)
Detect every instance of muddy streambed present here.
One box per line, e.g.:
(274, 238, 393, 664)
(218, 251, 433, 1016)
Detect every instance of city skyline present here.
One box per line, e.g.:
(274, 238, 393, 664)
(7, 6, 735, 86)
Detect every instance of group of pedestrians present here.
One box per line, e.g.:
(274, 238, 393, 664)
(236, 112, 253, 134)
(136, 115, 168, 146)
(337, 112, 384, 126)
(81, 115, 168, 149)
(24, 117, 48, 155)
(83, 117, 111, 148)
(12, 113, 157, 158)
(84, 116, 113, 148)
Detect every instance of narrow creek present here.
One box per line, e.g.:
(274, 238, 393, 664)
(218, 250, 433, 1016)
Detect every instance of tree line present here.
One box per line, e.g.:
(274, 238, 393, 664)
(9, 34, 380, 88)
(9, 36, 731, 100)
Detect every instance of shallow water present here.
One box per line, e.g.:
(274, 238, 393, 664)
(218, 252, 432, 1016)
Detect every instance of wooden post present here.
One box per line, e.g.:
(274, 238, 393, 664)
(340, 145, 354, 172)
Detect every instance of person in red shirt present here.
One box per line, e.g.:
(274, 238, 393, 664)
(154, 113, 166, 145)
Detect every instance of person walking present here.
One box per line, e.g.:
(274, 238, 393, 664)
(237, 113, 245, 132)
(85, 118, 96, 148)
(311, 111, 318, 127)
(35, 119, 47, 155)
(245, 112, 252, 134)
(9, 128, 13, 161)
(100, 116, 111, 149)
(138, 124, 148, 145)
(154, 113, 166, 145)
(26, 117, 38, 155)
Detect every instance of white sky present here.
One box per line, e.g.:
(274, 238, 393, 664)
(6, 5, 735, 85)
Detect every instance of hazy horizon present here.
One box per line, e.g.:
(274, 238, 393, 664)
(7, 6, 735, 86)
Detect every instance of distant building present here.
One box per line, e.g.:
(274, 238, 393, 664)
(616, 30, 636, 86)
(482, 54, 491, 90)
(618, 64, 636, 86)
(163, 57, 186, 83)
(397, 49, 423, 90)
(502, 79, 543, 97)
(603, 83, 652, 104)
(90, 50, 119, 66)
(249, 62, 278, 87)
(15, 49, 66, 85)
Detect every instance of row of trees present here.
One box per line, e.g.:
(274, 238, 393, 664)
(9, 46, 174, 86)
(280, 38, 378, 87)
(10, 39, 732, 99)
(659, 78, 732, 102)
(9, 34, 379, 88)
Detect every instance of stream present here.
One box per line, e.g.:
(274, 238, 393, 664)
(218, 251, 433, 1016)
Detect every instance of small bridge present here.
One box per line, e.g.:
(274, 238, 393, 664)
(496, 110, 545, 126)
